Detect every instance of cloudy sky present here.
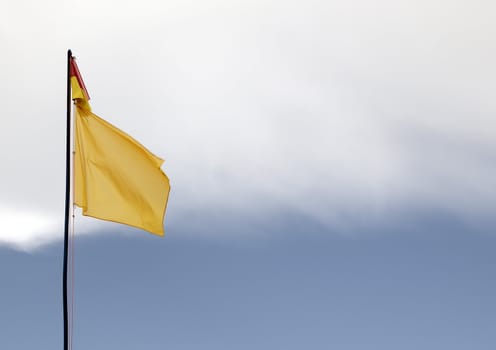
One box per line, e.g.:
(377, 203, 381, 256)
(1, 0, 496, 348)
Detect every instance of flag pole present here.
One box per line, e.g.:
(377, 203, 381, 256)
(63, 49, 72, 350)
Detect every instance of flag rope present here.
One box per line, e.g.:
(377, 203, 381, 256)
(69, 100, 76, 350)
(69, 204, 75, 350)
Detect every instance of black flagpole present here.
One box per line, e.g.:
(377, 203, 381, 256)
(63, 49, 72, 350)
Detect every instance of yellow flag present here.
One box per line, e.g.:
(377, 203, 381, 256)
(71, 58, 170, 235)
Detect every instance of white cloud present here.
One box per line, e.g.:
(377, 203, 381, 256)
(1, 0, 496, 250)
(0, 207, 59, 251)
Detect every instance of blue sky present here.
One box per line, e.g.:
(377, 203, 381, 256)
(1, 213, 496, 349)
(1, 0, 496, 348)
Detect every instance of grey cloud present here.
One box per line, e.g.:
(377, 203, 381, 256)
(1, 0, 495, 249)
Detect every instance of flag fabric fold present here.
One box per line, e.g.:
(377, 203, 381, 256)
(70, 58, 91, 111)
(71, 57, 170, 236)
